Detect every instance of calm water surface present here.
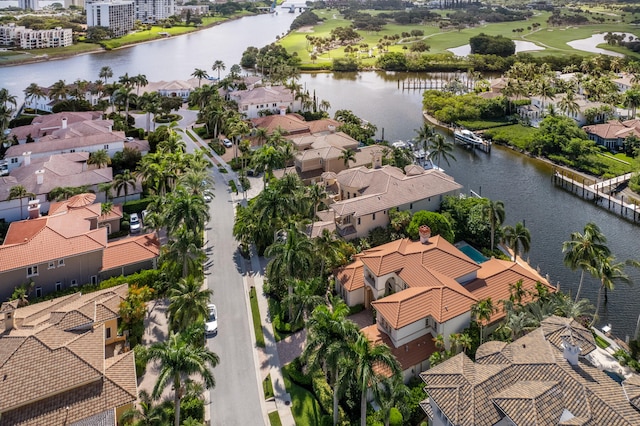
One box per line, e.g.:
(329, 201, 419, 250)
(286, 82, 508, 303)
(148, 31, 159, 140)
(2, 15, 639, 339)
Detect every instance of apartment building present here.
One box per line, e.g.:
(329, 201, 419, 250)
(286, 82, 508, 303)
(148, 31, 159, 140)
(0, 24, 72, 49)
(86, 0, 135, 38)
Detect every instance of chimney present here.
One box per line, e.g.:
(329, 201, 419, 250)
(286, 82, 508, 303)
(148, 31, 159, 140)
(419, 225, 431, 244)
(371, 151, 382, 169)
(328, 124, 335, 133)
(279, 106, 287, 116)
(62, 117, 67, 129)
(22, 151, 31, 166)
(4, 310, 15, 331)
(35, 169, 44, 185)
(562, 334, 580, 366)
(28, 199, 41, 219)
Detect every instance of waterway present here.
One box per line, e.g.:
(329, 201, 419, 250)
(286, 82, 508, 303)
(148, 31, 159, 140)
(2, 13, 639, 339)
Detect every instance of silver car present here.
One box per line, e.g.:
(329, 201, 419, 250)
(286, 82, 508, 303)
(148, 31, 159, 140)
(205, 304, 218, 336)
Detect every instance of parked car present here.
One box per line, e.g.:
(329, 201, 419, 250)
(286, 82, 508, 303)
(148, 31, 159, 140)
(205, 304, 218, 336)
(129, 212, 141, 234)
(222, 138, 233, 148)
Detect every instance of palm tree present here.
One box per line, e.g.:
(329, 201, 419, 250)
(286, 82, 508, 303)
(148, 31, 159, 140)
(503, 311, 537, 340)
(562, 222, 610, 302)
(132, 73, 148, 96)
(165, 188, 210, 236)
(49, 79, 69, 102)
(427, 134, 456, 169)
(98, 182, 112, 201)
(163, 225, 205, 278)
(251, 144, 284, 185)
(113, 169, 137, 203)
(349, 333, 401, 426)
(558, 90, 580, 119)
(282, 278, 325, 323)
(503, 222, 531, 262)
(168, 275, 212, 331)
(265, 222, 314, 320)
(338, 148, 356, 168)
(114, 86, 136, 119)
(585, 253, 634, 325)
(373, 375, 409, 426)
(23, 83, 45, 110)
(212, 60, 226, 80)
(87, 149, 111, 168)
(99, 66, 113, 85)
(147, 332, 219, 426)
(471, 297, 495, 344)
(7, 185, 35, 220)
(303, 299, 360, 426)
(0, 88, 17, 109)
(119, 390, 167, 425)
(414, 122, 434, 153)
(138, 91, 161, 133)
(191, 68, 209, 87)
(483, 199, 505, 252)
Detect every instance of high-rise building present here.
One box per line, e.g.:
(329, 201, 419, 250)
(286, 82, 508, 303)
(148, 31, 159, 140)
(0, 24, 72, 49)
(18, 0, 39, 10)
(85, 0, 135, 38)
(135, 0, 175, 23)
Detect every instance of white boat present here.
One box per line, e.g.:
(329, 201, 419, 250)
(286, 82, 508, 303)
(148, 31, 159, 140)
(454, 129, 486, 146)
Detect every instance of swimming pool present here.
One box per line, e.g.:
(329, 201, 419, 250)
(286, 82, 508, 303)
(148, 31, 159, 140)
(456, 242, 489, 264)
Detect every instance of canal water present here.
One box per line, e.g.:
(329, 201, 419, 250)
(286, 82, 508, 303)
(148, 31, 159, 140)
(2, 14, 639, 339)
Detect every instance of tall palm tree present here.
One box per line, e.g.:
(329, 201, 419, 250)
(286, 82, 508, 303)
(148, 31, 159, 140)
(132, 73, 148, 96)
(49, 79, 69, 102)
(349, 333, 401, 426)
(303, 299, 360, 426)
(414, 122, 434, 153)
(338, 148, 356, 168)
(427, 134, 456, 169)
(251, 144, 284, 185)
(191, 68, 209, 87)
(138, 91, 161, 133)
(99, 66, 113, 85)
(558, 90, 580, 119)
(307, 182, 327, 220)
(163, 225, 205, 278)
(7, 185, 35, 220)
(471, 297, 495, 344)
(168, 275, 212, 331)
(23, 83, 45, 109)
(119, 390, 167, 425)
(98, 182, 112, 201)
(282, 278, 325, 323)
(212, 60, 226, 80)
(87, 149, 111, 168)
(113, 169, 137, 203)
(265, 222, 314, 320)
(483, 199, 505, 252)
(314, 229, 344, 280)
(373, 375, 409, 426)
(114, 86, 136, 119)
(165, 188, 210, 236)
(147, 332, 219, 426)
(0, 88, 17, 109)
(562, 222, 610, 302)
(585, 254, 634, 325)
(503, 222, 531, 262)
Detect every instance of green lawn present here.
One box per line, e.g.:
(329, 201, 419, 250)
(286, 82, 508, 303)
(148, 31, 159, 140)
(263, 374, 275, 400)
(268, 411, 283, 426)
(0, 42, 102, 65)
(249, 286, 266, 348)
(483, 124, 537, 150)
(282, 366, 324, 425)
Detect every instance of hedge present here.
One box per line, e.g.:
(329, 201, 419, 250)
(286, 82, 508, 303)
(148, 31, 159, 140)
(283, 358, 312, 387)
(311, 370, 346, 422)
(122, 198, 152, 214)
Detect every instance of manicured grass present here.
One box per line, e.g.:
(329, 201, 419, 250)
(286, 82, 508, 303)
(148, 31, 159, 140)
(282, 366, 324, 425)
(524, 23, 640, 55)
(249, 286, 266, 348)
(594, 333, 611, 349)
(457, 119, 514, 131)
(263, 373, 275, 400)
(268, 411, 283, 426)
(482, 124, 537, 150)
(0, 43, 102, 65)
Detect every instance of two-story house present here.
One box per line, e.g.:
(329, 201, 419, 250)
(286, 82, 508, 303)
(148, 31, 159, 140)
(583, 118, 640, 150)
(316, 164, 463, 240)
(0, 193, 159, 302)
(229, 85, 302, 119)
(0, 284, 138, 424)
(421, 316, 640, 426)
(336, 228, 554, 381)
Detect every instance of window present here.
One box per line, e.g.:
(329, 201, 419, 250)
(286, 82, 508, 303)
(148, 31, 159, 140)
(372, 213, 376, 220)
(35, 286, 42, 298)
(91, 275, 97, 285)
(70, 149, 75, 153)
(105, 327, 111, 339)
(70, 279, 78, 287)
(11, 158, 18, 164)
(103, 144, 109, 150)
(357, 217, 361, 225)
(58, 259, 65, 267)
(272, 103, 277, 107)
(410, 203, 413, 209)
(55, 282, 62, 292)
(48, 261, 55, 269)
(27, 265, 38, 277)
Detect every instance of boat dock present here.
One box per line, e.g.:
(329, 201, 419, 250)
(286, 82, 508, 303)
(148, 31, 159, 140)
(553, 168, 640, 223)
(454, 129, 491, 153)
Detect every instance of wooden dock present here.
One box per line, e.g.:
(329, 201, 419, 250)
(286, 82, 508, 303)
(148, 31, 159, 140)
(398, 77, 475, 93)
(553, 169, 640, 223)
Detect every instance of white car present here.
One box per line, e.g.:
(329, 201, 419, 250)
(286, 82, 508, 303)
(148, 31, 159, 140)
(129, 212, 141, 234)
(222, 138, 233, 148)
(205, 304, 218, 336)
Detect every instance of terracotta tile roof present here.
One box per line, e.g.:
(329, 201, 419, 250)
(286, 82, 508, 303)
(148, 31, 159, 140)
(361, 324, 436, 372)
(251, 113, 310, 135)
(464, 258, 555, 323)
(231, 85, 294, 104)
(583, 119, 640, 140)
(0, 285, 136, 424)
(331, 166, 462, 217)
(336, 259, 365, 292)
(101, 233, 160, 272)
(8, 111, 103, 140)
(421, 316, 640, 426)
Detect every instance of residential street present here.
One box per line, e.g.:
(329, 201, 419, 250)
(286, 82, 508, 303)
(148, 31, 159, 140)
(205, 167, 265, 425)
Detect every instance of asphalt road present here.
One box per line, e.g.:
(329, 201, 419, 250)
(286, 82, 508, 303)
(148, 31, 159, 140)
(204, 162, 265, 425)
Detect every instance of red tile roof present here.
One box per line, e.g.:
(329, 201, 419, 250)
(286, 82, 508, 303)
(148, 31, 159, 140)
(101, 233, 160, 272)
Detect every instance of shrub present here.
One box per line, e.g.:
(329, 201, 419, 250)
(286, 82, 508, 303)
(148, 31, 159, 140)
(122, 197, 152, 214)
(284, 358, 313, 387)
(209, 142, 226, 156)
(134, 345, 148, 378)
(311, 370, 336, 420)
(180, 396, 205, 422)
(389, 407, 403, 426)
(406, 211, 455, 243)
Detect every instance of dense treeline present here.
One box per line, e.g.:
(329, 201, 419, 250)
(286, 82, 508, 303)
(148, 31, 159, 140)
(469, 33, 516, 57)
(0, 14, 85, 31)
(290, 10, 322, 30)
(447, 6, 532, 25)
